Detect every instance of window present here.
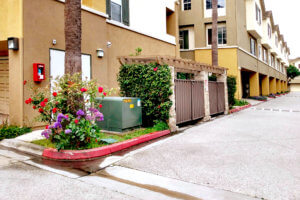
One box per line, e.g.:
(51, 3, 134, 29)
(207, 26, 227, 45)
(271, 55, 275, 67)
(275, 36, 278, 47)
(268, 24, 272, 38)
(179, 30, 189, 49)
(206, 0, 225, 9)
(262, 47, 268, 63)
(258, 45, 262, 60)
(250, 37, 257, 56)
(255, 4, 261, 25)
(108, 0, 130, 25)
(183, 0, 191, 10)
(111, 1, 122, 22)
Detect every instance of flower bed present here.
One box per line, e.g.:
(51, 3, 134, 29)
(229, 104, 252, 114)
(41, 130, 170, 160)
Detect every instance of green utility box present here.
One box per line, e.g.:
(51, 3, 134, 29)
(96, 97, 142, 132)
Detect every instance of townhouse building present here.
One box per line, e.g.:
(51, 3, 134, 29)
(178, 0, 290, 99)
(0, 0, 179, 126)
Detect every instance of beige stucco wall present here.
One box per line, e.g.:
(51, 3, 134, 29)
(20, 0, 176, 126)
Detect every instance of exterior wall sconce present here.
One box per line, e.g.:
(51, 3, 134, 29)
(97, 49, 104, 58)
(7, 37, 19, 50)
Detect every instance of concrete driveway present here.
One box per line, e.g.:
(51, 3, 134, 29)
(114, 92, 300, 200)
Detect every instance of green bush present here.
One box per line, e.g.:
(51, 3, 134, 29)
(208, 74, 217, 81)
(118, 63, 173, 126)
(227, 76, 237, 107)
(249, 96, 267, 101)
(234, 99, 249, 106)
(0, 125, 31, 141)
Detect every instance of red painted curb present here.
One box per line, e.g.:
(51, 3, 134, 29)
(229, 104, 251, 114)
(42, 130, 171, 160)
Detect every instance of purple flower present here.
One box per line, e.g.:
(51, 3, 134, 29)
(89, 107, 98, 113)
(41, 129, 51, 139)
(65, 129, 72, 134)
(85, 115, 94, 121)
(57, 113, 68, 123)
(76, 109, 85, 116)
(54, 121, 62, 129)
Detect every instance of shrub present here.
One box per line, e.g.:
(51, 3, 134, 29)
(208, 74, 217, 81)
(25, 73, 109, 150)
(118, 63, 173, 126)
(227, 76, 237, 107)
(249, 96, 267, 101)
(0, 125, 31, 141)
(234, 99, 249, 106)
(269, 93, 276, 98)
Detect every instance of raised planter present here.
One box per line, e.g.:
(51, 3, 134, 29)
(229, 104, 252, 114)
(42, 130, 171, 161)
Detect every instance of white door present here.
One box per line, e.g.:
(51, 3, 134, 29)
(50, 49, 91, 84)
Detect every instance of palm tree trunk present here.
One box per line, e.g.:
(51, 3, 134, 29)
(212, 0, 218, 67)
(64, 0, 82, 75)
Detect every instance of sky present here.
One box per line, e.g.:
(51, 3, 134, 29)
(264, 0, 300, 59)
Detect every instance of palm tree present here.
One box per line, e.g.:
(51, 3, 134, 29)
(212, 0, 218, 67)
(64, 0, 82, 74)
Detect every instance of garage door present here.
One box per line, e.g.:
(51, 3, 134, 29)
(0, 56, 9, 114)
(290, 84, 300, 92)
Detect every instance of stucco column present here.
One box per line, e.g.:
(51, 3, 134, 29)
(281, 81, 285, 92)
(261, 75, 270, 96)
(250, 72, 260, 97)
(269, 77, 277, 94)
(217, 72, 229, 115)
(196, 71, 211, 121)
(276, 79, 281, 93)
(9, 39, 24, 126)
(168, 66, 178, 132)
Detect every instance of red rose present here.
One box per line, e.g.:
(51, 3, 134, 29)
(74, 119, 79, 124)
(23, 80, 27, 85)
(52, 108, 57, 113)
(103, 92, 107, 96)
(55, 101, 59, 105)
(157, 105, 161, 109)
(65, 114, 69, 118)
(43, 98, 48, 103)
(80, 88, 87, 92)
(28, 98, 32, 103)
(99, 104, 103, 108)
(40, 101, 46, 107)
(153, 67, 158, 72)
(45, 125, 49, 129)
(32, 106, 36, 109)
(39, 108, 44, 113)
(52, 92, 57, 97)
(25, 100, 29, 104)
(98, 87, 103, 93)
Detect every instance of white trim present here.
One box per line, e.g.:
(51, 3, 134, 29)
(56, 0, 109, 19)
(106, 19, 176, 45)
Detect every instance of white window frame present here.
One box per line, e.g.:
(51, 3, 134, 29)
(255, 3, 261, 25)
(250, 37, 257, 56)
(204, 0, 226, 18)
(111, 0, 122, 23)
(268, 24, 272, 38)
(182, 0, 191, 11)
(206, 24, 227, 46)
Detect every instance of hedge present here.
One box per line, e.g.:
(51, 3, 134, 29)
(227, 76, 237, 107)
(118, 63, 173, 126)
(0, 126, 32, 141)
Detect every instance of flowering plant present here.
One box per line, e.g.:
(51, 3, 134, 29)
(26, 73, 111, 150)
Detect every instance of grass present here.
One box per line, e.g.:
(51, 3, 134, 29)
(31, 121, 169, 150)
(234, 99, 249, 107)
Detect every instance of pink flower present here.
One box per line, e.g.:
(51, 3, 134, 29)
(99, 104, 103, 108)
(103, 92, 107, 96)
(74, 119, 79, 124)
(98, 87, 103, 93)
(153, 67, 158, 72)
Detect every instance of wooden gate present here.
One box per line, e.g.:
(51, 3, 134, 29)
(209, 81, 225, 115)
(175, 79, 205, 124)
(0, 56, 9, 114)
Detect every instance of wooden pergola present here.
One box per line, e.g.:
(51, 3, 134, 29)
(118, 56, 227, 75)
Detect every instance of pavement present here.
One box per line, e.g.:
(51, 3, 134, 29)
(0, 92, 299, 200)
